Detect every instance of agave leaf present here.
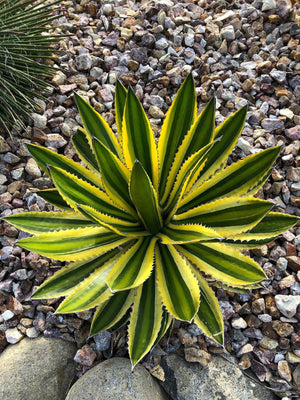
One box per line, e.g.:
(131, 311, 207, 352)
(56, 259, 114, 313)
(107, 237, 157, 291)
(77, 204, 145, 237)
(183, 97, 216, 159)
(49, 166, 135, 222)
(71, 128, 99, 173)
(241, 211, 299, 238)
(160, 98, 215, 205)
(122, 88, 159, 189)
(115, 80, 127, 142)
(32, 249, 120, 299)
(18, 227, 129, 261)
(91, 289, 135, 335)
(156, 243, 200, 321)
(158, 223, 220, 244)
(178, 242, 266, 287)
(93, 138, 136, 216)
(191, 106, 247, 190)
(74, 92, 122, 158)
(216, 238, 276, 250)
(26, 143, 103, 189)
(37, 189, 71, 210)
(214, 281, 262, 292)
(193, 268, 224, 345)
(179, 146, 281, 213)
(129, 161, 162, 235)
(221, 212, 299, 247)
(4, 211, 97, 234)
(128, 272, 162, 367)
(158, 74, 196, 197)
(173, 197, 273, 237)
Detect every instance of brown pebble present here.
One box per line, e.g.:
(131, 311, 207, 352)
(238, 353, 252, 370)
(278, 360, 292, 382)
(74, 344, 97, 367)
(246, 314, 262, 328)
(251, 359, 268, 382)
(252, 298, 265, 315)
(7, 296, 23, 315)
(272, 321, 294, 337)
(279, 275, 296, 289)
(286, 256, 300, 272)
(184, 346, 211, 367)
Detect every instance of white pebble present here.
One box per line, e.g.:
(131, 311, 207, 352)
(2, 310, 15, 321)
(5, 328, 24, 344)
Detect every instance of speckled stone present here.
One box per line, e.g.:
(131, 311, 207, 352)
(0, 337, 76, 400)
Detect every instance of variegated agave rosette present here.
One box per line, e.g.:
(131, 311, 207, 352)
(5, 75, 298, 366)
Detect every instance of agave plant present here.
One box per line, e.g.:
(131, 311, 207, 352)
(5, 75, 298, 366)
(0, 0, 61, 133)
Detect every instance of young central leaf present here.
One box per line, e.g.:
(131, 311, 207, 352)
(129, 161, 162, 235)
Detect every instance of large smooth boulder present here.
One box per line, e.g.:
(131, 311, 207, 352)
(159, 353, 277, 400)
(0, 336, 77, 400)
(65, 357, 169, 400)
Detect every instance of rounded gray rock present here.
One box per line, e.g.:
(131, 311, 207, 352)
(159, 353, 277, 400)
(0, 336, 77, 400)
(65, 357, 169, 400)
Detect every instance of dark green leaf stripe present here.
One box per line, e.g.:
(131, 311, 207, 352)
(195, 106, 247, 186)
(4, 211, 96, 234)
(91, 289, 134, 335)
(110, 308, 131, 331)
(128, 272, 162, 366)
(179, 242, 266, 286)
(129, 161, 162, 234)
(193, 268, 224, 344)
(71, 128, 99, 172)
(36, 189, 70, 210)
(115, 80, 127, 139)
(32, 249, 120, 299)
(74, 92, 122, 158)
(56, 260, 114, 313)
(154, 308, 173, 347)
(179, 146, 281, 213)
(26, 143, 103, 189)
(156, 244, 200, 321)
(107, 237, 156, 291)
(49, 166, 135, 222)
(122, 88, 158, 188)
(158, 74, 196, 197)
(18, 227, 129, 261)
(93, 138, 135, 214)
(174, 197, 273, 236)
(245, 166, 274, 197)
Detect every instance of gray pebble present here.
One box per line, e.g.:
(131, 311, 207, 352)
(75, 54, 93, 71)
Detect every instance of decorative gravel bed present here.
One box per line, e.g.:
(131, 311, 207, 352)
(0, 0, 300, 398)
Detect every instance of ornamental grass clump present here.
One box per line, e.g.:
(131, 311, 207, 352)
(0, 0, 61, 133)
(5, 75, 298, 366)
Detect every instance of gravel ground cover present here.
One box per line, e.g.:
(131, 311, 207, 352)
(0, 0, 300, 398)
